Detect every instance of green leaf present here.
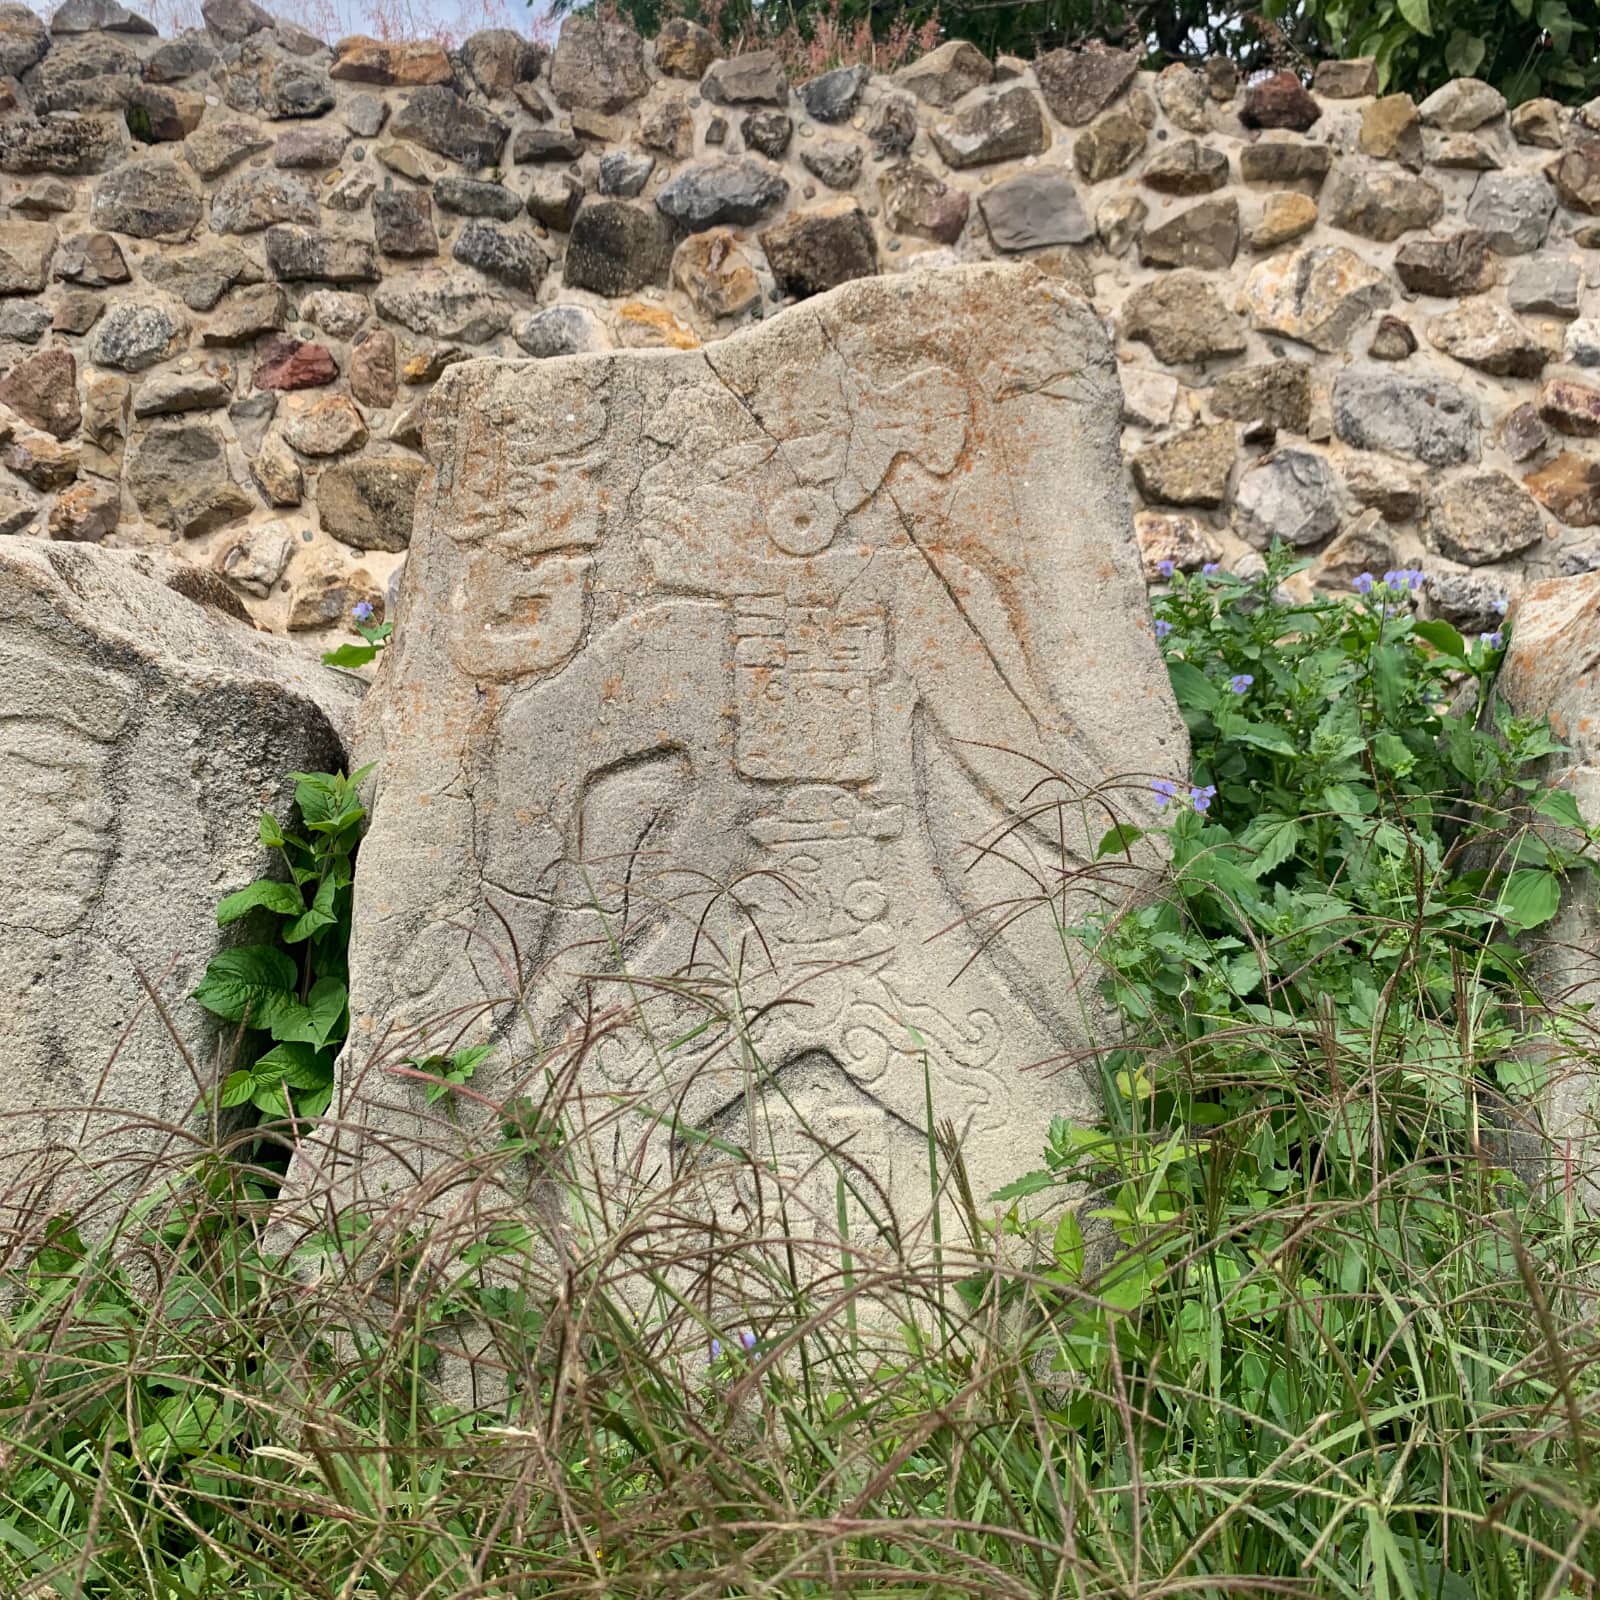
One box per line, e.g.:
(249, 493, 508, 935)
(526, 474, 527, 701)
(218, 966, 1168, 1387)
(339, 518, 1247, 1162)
(215, 878, 304, 926)
(1096, 823, 1145, 858)
(1412, 619, 1467, 662)
(1396, 0, 1431, 35)
(989, 1168, 1055, 1203)
(301, 977, 348, 1049)
(355, 621, 394, 646)
(284, 872, 339, 944)
(1535, 786, 1586, 829)
(259, 811, 286, 848)
(1443, 29, 1486, 77)
(1229, 721, 1297, 756)
(1372, 732, 1416, 778)
(1166, 660, 1220, 715)
(141, 1393, 233, 1458)
(1239, 814, 1301, 878)
(321, 642, 380, 669)
(191, 945, 299, 1030)
(1053, 1210, 1084, 1280)
(1495, 869, 1562, 932)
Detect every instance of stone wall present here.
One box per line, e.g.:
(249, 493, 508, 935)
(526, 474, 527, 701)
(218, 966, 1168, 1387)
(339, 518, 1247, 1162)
(3, 2, 1600, 639)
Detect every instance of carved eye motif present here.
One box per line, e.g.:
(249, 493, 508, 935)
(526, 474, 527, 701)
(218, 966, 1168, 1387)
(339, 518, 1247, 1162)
(766, 486, 840, 557)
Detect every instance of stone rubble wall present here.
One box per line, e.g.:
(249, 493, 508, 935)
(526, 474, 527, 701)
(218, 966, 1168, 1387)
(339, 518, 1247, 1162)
(4, 2, 1600, 639)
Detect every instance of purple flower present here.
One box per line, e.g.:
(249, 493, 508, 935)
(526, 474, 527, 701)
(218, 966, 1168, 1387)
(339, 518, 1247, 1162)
(740, 1329, 758, 1351)
(1382, 569, 1426, 594)
(1191, 784, 1218, 813)
(1494, 596, 1509, 617)
(1202, 562, 1221, 576)
(1353, 573, 1375, 596)
(1229, 674, 1254, 694)
(1154, 618, 1173, 640)
(1152, 779, 1178, 809)
(1480, 630, 1504, 650)
(710, 1338, 722, 1359)
(1157, 559, 1176, 579)
(352, 600, 374, 623)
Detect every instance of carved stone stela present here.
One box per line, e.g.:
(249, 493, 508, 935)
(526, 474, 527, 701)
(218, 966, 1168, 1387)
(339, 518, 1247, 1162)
(329, 263, 1186, 1223)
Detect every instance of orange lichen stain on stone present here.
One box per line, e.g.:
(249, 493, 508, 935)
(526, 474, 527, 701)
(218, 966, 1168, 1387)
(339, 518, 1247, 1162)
(418, 793, 432, 806)
(600, 672, 624, 701)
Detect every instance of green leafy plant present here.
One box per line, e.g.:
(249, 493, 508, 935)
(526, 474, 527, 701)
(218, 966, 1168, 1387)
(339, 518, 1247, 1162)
(192, 765, 372, 1121)
(320, 602, 392, 671)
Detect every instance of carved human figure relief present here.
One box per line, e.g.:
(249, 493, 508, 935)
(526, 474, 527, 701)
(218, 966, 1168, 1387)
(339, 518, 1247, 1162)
(325, 263, 1187, 1229)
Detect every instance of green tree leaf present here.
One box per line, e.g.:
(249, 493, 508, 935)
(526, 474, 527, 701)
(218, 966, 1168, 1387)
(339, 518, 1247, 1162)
(1397, 0, 1432, 36)
(191, 945, 299, 1029)
(215, 878, 304, 926)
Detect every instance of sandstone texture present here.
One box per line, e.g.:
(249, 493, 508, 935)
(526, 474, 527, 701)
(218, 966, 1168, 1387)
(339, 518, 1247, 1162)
(292, 262, 1184, 1233)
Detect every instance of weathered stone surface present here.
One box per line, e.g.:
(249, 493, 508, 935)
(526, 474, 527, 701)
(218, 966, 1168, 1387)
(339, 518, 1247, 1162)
(636, 95, 693, 162)
(759, 196, 876, 299)
(253, 332, 337, 389)
(1035, 45, 1136, 125)
(1509, 256, 1582, 317)
(287, 557, 382, 629)
(47, 480, 118, 542)
(1551, 134, 1600, 215)
(975, 168, 1089, 251)
(1526, 452, 1600, 526)
(1394, 230, 1496, 296)
(1369, 315, 1418, 360)
(0, 3, 47, 75)
(1096, 192, 1146, 255)
(1332, 366, 1479, 466)
(372, 272, 512, 342)
(564, 197, 672, 295)
(125, 83, 206, 143)
(599, 148, 656, 197)
(1428, 301, 1549, 378)
(186, 118, 272, 179)
(1342, 454, 1422, 521)
(801, 64, 865, 123)
(1235, 449, 1342, 548)
(89, 301, 185, 369)
(1313, 57, 1377, 98)
(201, 0, 273, 43)
(1241, 70, 1320, 132)
(0, 113, 121, 175)
(0, 542, 352, 1228)
(1360, 93, 1422, 166)
(273, 125, 349, 168)
(1324, 169, 1442, 241)
(1502, 401, 1549, 462)
(330, 35, 451, 86)
(295, 261, 1179, 1231)
(867, 95, 917, 158)
(672, 228, 760, 319)
(3, 424, 79, 490)
(1511, 98, 1563, 148)
(250, 424, 301, 503)
(125, 374, 222, 422)
(657, 158, 789, 229)
(1427, 131, 1499, 170)
(1422, 569, 1510, 633)
(24, 33, 138, 114)
(127, 419, 251, 534)
(801, 138, 863, 191)
(0, 223, 57, 295)
(1419, 77, 1504, 130)
(458, 27, 544, 99)
(930, 85, 1047, 169)
(143, 29, 217, 82)
(214, 518, 294, 596)
(1073, 110, 1145, 182)
(318, 454, 424, 550)
(0, 301, 54, 344)
(701, 49, 788, 107)
(526, 170, 584, 231)
(389, 86, 508, 168)
(52, 230, 126, 287)
(1539, 377, 1600, 436)
(1122, 269, 1245, 364)
(451, 218, 547, 292)
(1211, 359, 1310, 432)
(346, 326, 395, 406)
(1249, 191, 1318, 250)
(1134, 509, 1220, 576)
(1131, 422, 1234, 506)
(0, 347, 78, 438)
(373, 186, 437, 257)
(1465, 170, 1556, 253)
(1241, 243, 1391, 353)
(513, 302, 609, 357)
(654, 16, 716, 80)
(280, 392, 367, 456)
(221, 37, 335, 120)
(201, 282, 286, 344)
(264, 225, 380, 283)
(893, 39, 991, 109)
(433, 175, 523, 221)
(1423, 471, 1545, 564)
(210, 168, 319, 233)
(90, 155, 202, 241)
(881, 162, 971, 245)
(1138, 196, 1238, 270)
(547, 15, 648, 114)
(1313, 510, 1395, 589)
(1143, 137, 1229, 194)
(1154, 62, 1209, 132)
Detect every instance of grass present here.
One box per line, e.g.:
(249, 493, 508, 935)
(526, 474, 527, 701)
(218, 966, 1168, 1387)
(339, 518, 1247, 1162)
(4, 558, 1600, 1597)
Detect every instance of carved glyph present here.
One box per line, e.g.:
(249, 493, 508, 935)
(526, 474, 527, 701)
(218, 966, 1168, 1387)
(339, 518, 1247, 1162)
(318, 263, 1186, 1229)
